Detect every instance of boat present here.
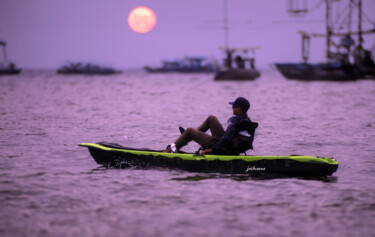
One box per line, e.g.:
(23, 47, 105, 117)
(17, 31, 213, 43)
(275, 62, 362, 81)
(0, 41, 21, 75)
(214, 47, 261, 81)
(144, 56, 218, 73)
(79, 142, 339, 177)
(275, 0, 375, 81)
(214, 0, 261, 81)
(57, 62, 122, 75)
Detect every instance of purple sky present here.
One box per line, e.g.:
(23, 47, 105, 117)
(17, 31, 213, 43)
(1, 0, 374, 69)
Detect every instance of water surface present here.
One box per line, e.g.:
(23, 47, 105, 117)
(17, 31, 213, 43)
(0, 70, 375, 237)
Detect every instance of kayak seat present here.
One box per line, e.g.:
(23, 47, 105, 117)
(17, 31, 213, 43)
(229, 121, 258, 155)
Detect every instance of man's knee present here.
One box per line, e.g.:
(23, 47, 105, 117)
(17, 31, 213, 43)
(207, 115, 218, 122)
(185, 127, 195, 135)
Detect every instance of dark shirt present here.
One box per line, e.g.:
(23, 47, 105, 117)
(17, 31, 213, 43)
(212, 113, 251, 154)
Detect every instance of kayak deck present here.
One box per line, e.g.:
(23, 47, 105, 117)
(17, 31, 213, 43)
(79, 142, 338, 176)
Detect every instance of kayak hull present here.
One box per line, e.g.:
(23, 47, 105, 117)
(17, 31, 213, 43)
(80, 143, 338, 176)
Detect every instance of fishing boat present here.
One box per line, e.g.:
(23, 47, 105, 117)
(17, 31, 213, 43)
(144, 56, 218, 73)
(275, 0, 375, 81)
(214, 0, 261, 81)
(80, 142, 338, 177)
(214, 47, 261, 81)
(57, 62, 122, 75)
(0, 41, 21, 75)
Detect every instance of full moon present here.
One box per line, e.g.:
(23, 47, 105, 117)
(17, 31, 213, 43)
(127, 6, 157, 33)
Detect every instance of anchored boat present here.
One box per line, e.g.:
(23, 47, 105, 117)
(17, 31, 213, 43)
(0, 41, 21, 75)
(275, 0, 375, 81)
(57, 62, 122, 75)
(214, 0, 261, 81)
(144, 57, 217, 73)
(80, 142, 338, 176)
(214, 47, 261, 81)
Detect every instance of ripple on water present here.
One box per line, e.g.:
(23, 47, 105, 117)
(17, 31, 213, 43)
(0, 70, 375, 236)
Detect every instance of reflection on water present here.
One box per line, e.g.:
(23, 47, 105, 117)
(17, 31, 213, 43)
(0, 69, 375, 237)
(170, 174, 339, 182)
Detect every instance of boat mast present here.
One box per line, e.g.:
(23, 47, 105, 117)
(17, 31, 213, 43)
(358, 0, 363, 48)
(325, 0, 332, 60)
(224, 0, 229, 50)
(222, 0, 233, 69)
(0, 41, 7, 64)
(348, 0, 353, 34)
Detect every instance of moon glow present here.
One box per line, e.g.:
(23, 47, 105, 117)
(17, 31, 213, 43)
(128, 6, 157, 33)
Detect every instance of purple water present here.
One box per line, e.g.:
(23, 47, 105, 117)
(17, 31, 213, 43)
(1, 70, 375, 237)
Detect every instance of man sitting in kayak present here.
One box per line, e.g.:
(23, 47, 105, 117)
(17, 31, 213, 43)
(163, 97, 257, 155)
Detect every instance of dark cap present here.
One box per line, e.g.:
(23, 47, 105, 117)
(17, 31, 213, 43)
(229, 97, 250, 112)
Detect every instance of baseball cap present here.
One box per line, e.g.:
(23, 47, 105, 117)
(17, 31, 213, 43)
(229, 97, 250, 112)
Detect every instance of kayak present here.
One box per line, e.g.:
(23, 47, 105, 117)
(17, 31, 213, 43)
(79, 142, 338, 176)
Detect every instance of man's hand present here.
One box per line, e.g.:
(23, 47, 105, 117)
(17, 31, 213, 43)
(200, 148, 213, 155)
